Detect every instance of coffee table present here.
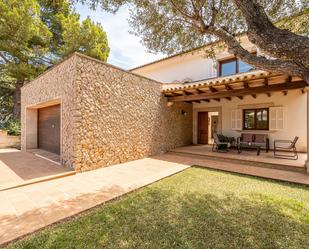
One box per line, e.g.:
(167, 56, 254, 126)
(237, 142, 262, 156)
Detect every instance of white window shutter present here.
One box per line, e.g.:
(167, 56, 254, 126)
(231, 109, 242, 130)
(269, 108, 277, 130)
(269, 107, 286, 130)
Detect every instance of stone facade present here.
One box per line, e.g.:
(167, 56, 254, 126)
(21, 53, 193, 171)
(21, 55, 77, 168)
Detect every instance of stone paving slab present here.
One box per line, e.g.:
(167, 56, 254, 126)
(0, 158, 189, 246)
(0, 149, 73, 190)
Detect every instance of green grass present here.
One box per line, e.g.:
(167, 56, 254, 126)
(6, 167, 309, 249)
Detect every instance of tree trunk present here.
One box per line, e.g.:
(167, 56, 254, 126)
(12, 80, 23, 120)
(232, 0, 309, 68)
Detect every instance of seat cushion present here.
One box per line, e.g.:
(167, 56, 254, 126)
(255, 134, 267, 143)
(242, 134, 253, 143)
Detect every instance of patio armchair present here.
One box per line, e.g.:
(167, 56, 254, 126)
(212, 133, 230, 152)
(274, 136, 299, 160)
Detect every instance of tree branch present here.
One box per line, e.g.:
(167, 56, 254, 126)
(232, 0, 309, 68)
(206, 26, 309, 83)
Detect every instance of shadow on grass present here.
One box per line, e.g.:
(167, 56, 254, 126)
(8, 184, 309, 249)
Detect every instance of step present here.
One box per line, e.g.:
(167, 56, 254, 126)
(168, 151, 306, 173)
(160, 153, 309, 186)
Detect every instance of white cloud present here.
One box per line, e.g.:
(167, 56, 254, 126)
(75, 3, 164, 69)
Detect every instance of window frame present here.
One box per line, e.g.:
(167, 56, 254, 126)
(218, 58, 238, 77)
(243, 108, 269, 131)
(218, 55, 255, 77)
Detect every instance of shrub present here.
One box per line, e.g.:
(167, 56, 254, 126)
(3, 118, 21, 136)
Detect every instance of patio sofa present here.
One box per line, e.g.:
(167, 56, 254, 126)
(237, 133, 270, 155)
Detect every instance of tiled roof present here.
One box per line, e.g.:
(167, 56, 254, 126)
(162, 70, 272, 92)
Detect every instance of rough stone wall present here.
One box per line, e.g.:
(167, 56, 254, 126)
(73, 54, 193, 171)
(21, 55, 77, 168)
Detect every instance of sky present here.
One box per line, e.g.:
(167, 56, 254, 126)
(75, 3, 164, 70)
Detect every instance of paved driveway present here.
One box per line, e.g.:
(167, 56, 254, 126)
(0, 157, 189, 245)
(0, 149, 73, 190)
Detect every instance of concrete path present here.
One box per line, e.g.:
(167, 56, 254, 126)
(0, 158, 189, 246)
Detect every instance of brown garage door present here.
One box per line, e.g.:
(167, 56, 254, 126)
(38, 104, 60, 154)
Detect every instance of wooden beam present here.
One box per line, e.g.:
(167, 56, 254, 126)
(196, 88, 207, 94)
(286, 76, 292, 83)
(225, 84, 233, 90)
(167, 81, 307, 102)
(183, 90, 194, 95)
(243, 81, 250, 89)
(171, 92, 183, 97)
(209, 86, 218, 92)
(192, 100, 201, 103)
(264, 78, 269, 86)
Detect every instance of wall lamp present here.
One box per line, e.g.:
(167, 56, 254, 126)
(181, 110, 188, 116)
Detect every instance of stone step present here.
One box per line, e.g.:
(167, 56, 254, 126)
(168, 151, 306, 173)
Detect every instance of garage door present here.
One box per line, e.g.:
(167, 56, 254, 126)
(38, 104, 60, 154)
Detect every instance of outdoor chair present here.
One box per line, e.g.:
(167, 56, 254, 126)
(212, 133, 230, 152)
(274, 136, 299, 160)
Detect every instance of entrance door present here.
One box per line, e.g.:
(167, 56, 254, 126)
(38, 104, 60, 154)
(198, 112, 208, 144)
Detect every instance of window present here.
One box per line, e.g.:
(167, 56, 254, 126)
(243, 108, 269, 130)
(219, 58, 254, 77)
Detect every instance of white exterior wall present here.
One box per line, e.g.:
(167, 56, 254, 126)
(132, 36, 256, 83)
(192, 90, 307, 152)
(133, 55, 217, 83)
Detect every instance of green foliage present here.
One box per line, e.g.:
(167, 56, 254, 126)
(0, 0, 52, 80)
(82, 0, 308, 55)
(276, 8, 309, 36)
(0, 0, 110, 119)
(2, 118, 21, 136)
(6, 168, 309, 248)
(59, 15, 110, 61)
(0, 71, 14, 118)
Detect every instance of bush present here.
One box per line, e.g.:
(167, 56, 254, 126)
(3, 118, 21, 136)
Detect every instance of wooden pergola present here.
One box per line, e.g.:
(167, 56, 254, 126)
(163, 71, 307, 103)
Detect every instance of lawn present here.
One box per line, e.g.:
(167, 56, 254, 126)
(6, 167, 309, 249)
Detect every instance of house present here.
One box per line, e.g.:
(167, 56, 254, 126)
(21, 35, 309, 173)
(131, 35, 308, 152)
